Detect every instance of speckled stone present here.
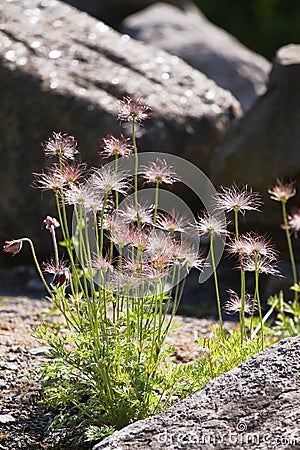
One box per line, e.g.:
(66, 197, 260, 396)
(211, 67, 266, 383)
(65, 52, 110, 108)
(121, 3, 271, 112)
(62, 0, 195, 28)
(93, 336, 300, 450)
(210, 44, 300, 229)
(0, 0, 241, 262)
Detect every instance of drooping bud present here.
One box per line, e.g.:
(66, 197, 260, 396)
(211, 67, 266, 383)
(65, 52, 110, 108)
(3, 239, 23, 256)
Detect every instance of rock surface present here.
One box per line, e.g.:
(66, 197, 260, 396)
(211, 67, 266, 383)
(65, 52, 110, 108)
(62, 0, 197, 28)
(121, 3, 271, 112)
(93, 336, 300, 450)
(0, 0, 241, 262)
(210, 44, 300, 226)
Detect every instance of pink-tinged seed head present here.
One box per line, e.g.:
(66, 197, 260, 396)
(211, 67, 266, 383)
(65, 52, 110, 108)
(100, 134, 134, 158)
(42, 132, 79, 160)
(214, 183, 262, 215)
(268, 179, 296, 203)
(117, 96, 152, 123)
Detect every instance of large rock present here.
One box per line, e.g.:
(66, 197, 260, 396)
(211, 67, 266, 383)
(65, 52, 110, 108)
(210, 45, 300, 228)
(93, 336, 300, 449)
(121, 3, 271, 112)
(62, 0, 197, 28)
(0, 0, 241, 263)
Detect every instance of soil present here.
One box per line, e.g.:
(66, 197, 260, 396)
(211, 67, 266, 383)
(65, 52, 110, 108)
(0, 293, 224, 450)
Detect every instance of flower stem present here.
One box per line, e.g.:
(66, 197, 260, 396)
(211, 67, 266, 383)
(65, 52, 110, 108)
(153, 180, 160, 227)
(21, 238, 52, 296)
(240, 268, 246, 346)
(209, 231, 224, 339)
(51, 229, 59, 268)
(132, 121, 138, 206)
(281, 200, 298, 303)
(254, 263, 264, 350)
(233, 208, 246, 346)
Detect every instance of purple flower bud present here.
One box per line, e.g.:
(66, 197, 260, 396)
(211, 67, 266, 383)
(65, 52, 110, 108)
(52, 268, 69, 287)
(42, 216, 60, 232)
(3, 239, 23, 256)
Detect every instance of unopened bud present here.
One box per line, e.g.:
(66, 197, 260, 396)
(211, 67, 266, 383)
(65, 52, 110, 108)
(52, 267, 70, 287)
(42, 216, 60, 232)
(3, 239, 23, 256)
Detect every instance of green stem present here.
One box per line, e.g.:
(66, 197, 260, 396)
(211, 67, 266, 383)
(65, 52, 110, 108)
(51, 229, 59, 268)
(54, 191, 79, 293)
(115, 155, 119, 214)
(21, 238, 52, 296)
(234, 208, 239, 240)
(240, 267, 246, 346)
(254, 266, 264, 350)
(153, 180, 160, 227)
(233, 208, 245, 346)
(132, 121, 139, 207)
(209, 231, 224, 338)
(99, 191, 111, 254)
(281, 200, 298, 302)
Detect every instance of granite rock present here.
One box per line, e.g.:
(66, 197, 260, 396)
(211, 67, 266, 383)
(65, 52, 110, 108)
(121, 3, 271, 112)
(93, 336, 300, 450)
(0, 0, 241, 262)
(62, 0, 197, 28)
(210, 44, 300, 228)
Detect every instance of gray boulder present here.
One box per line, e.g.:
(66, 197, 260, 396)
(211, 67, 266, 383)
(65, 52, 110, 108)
(93, 336, 300, 450)
(62, 0, 197, 28)
(121, 3, 271, 112)
(210, 44, 300, 226)
(0, 0, 241, 262)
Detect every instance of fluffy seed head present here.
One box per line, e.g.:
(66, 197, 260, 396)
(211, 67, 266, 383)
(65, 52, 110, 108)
(175, 242, 206, 271)
(145, 231, 175, 261)
(214, 184, 262, 215)
(223, 289, 253, 315)
(156, 210, 192, 233)
(59, 162, 87, 184)
(100, 134, 134, 158)
(64, 183, 104, 210)
(92, 254, 113, 273)
(268, 179, 296, 203)
(128, 226, 151, 250)
(42, 132, 79, 160)
(118, 201, 154, 226)
(109, 223, 131, 247)
(118, 96, 152, 123)
(196, 212, 227, 236)
(243, 255, 281, 276)
(286, 209, 300, 236)
(33, 166, 66, 191)
(139, 158, 181, 185)
(91, 166, 130, 195)
(227, 232, 277, 261)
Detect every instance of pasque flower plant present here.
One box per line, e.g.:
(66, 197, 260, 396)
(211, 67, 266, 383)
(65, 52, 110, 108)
(3, 97, 208, 442)
(4, 96, 298, 445)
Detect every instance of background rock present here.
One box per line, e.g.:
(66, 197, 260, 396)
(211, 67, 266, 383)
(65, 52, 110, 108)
(121, 3, 271, 112)
(210, 44, 300, 231)
(62, 0, 197, 28)
(0, 0, 241, 264)
(93, 336, 300, 449)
